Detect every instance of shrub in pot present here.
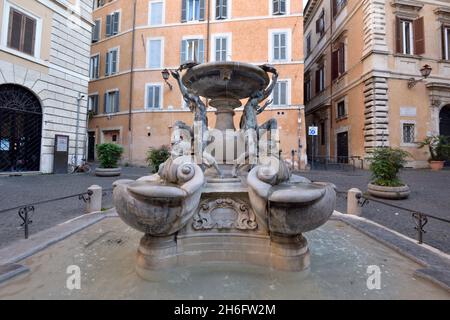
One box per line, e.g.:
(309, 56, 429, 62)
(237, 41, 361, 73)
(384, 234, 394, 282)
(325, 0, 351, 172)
(95, 143, 124, 177)
(146, 146, 170, 173)
(367, 147, 410, 200)
(417, 136, 450, 171)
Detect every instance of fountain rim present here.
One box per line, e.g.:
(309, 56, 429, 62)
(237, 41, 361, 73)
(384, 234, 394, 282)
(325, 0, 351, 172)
(181, 61, 271, 101)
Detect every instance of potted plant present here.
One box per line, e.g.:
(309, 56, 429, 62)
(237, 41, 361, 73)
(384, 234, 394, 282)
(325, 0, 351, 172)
(95, 143, 124, 177)
(417, 136, 450, 171)
(146, 146, 170, 173)
(367, 147, 411, 200)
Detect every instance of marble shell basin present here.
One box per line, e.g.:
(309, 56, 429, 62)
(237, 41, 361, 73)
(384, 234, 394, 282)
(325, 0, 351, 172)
(268, 182, 336, 236)
(113, 179, 202, 237)
(182, 62, 270, 102)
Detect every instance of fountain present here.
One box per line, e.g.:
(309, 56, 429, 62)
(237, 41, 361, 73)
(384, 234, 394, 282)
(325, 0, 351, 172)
(113, 62, 336, 279)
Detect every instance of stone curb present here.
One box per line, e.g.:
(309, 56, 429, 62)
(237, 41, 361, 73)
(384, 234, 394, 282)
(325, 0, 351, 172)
(331, 212, 450, 292)
(0, 209, 117, 267)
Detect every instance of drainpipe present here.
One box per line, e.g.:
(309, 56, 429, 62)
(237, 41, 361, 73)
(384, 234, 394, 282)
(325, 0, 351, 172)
(206, 0, 211, 62)
(128, 0, 137, 164)
(329, 0, 334, 159)
(75, 93, 85, 165)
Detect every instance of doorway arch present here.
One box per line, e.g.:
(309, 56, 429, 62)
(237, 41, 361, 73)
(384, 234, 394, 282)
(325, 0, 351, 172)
(440, 105, 450, 138)
(0, 84, 42, 172)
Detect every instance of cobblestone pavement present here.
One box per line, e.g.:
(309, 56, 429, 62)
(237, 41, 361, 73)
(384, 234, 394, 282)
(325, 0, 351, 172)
(1, 167, 449, 254)
(298, 168, 450, 254)
(0, 167, 149, 249)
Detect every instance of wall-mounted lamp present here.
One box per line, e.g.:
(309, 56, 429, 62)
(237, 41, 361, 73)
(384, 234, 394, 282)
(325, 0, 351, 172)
(408, 64, 432, 89)
(146, 126, 151, 137)
(162, 69, 173, 90)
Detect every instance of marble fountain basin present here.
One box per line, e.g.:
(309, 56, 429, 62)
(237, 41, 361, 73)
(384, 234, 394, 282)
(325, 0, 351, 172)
(182, 62, 270, 108)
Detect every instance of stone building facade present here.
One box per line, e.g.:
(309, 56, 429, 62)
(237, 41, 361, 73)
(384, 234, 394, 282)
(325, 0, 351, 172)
(304, 0, 450, 168)
(88, 0, 307, 168)
(0, 0, 93, 173)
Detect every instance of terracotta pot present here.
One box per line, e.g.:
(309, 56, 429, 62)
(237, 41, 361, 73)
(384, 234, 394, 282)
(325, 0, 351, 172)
(429, 161, 445, 171)
(367, 183, 410, 200)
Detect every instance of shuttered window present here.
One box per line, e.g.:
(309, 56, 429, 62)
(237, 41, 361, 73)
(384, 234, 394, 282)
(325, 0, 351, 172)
(395, 17, 425, 55)
(104, 91, 120, 114)
(181, 0, 205, 22)
(316, 10, 325, 37)
(273, 0, 286, 15)
(304, 74, 311, 102)
(273, 32, 288, 61)
(315, 66, 325, 94)
(180, 39, 205, 64)
(215, 0, 228, 20)
(332, 0, 347, 18)
(214, 37, 228, 62)
(92, 20, 101, 43)
(88, 95, 99, 115)
(105, 48, 119, 76)
(146, 85, 162, 109)
(150, 1, 164, 25)
(7, 8, 36, 56)
(106, 12, 120, 37)
(148, 39, 162, 68)
(89, 55, 100, 79)
(273, 81, 288, 106)
(332, 42, 345, 80)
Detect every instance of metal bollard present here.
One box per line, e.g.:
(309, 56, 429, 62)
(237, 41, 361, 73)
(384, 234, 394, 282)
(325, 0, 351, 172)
(86, 185, 102, 213)
(347, 188, 363, 216)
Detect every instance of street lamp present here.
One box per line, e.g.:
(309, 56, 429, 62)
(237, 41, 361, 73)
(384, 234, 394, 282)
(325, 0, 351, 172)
(408, 64, 432, 89)
(161, 69, 173, 90)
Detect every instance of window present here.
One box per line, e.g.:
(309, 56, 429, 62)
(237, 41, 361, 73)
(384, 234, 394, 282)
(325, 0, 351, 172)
(332, 42, 345, 80)
(272, 0, 287, 16)
(213, 35, 230, 61)
(104, 90, 120, 114)
(337, 100, 346, 118)
(273, 80, 289, 106)
(105, 48, 119, 76)
(88, 95, 99, 115)
(332, 0, 347, 18)
(306, 33, 312, 57)
(92, 20, 101, 43)
(146, 85, 162, 109)
(402, 123, 415, 144)
(315, 65, 325, 93)
(181, 0, 205, 22)
(7, 8, 37, 56)
(94, 0, 106, 10)
(215, 0, 228, 20)
(89, 55, 100, 79)
(106, 12, 120, 37)
(395, 17, 425, 55)
(304, 74, 311, 102)
(148, 39, 163, 68)
(442, 25, 450, 60)
(181, 38, 204, 63)
(316, 10, 325, 37)
(149, 0, 164, 26)
(400, 19, 413, 55)
(271, 31, 289, 62)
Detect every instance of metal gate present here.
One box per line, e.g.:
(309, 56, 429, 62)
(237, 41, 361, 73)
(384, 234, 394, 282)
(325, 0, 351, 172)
(0, 84, 42, 172)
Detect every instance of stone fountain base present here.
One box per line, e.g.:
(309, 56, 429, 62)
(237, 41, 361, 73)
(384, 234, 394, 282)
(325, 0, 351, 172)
(134, 178, 311, 279)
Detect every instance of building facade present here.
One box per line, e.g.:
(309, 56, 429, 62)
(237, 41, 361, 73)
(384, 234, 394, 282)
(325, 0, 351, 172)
(88, 0, 306, 168)
(0, 0, 93, 173)
(304, 0, 450, 168)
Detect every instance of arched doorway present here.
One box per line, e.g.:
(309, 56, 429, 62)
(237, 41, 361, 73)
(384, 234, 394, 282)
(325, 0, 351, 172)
(440, 105, 450, 138)
(0, 84, 42, 172)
